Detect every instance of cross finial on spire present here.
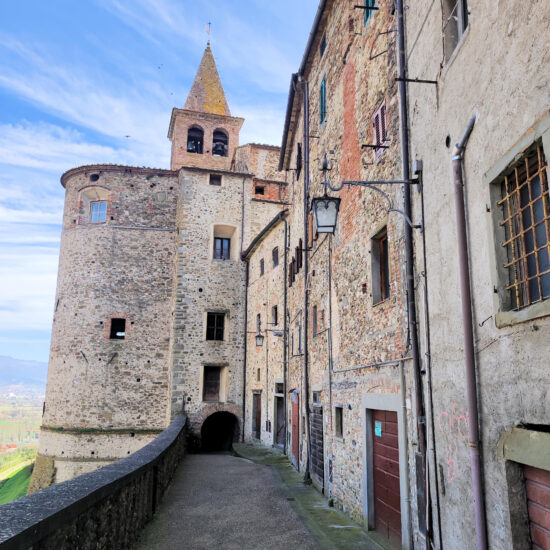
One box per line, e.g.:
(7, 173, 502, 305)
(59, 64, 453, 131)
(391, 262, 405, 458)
(206, 21, 211, 45)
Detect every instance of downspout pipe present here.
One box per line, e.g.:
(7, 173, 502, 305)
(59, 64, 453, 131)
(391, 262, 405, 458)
(242, 260, 249, 442)
(452, 116, 488, 550)
(298, 74, 312, 479)
(283, 218, 289, 454)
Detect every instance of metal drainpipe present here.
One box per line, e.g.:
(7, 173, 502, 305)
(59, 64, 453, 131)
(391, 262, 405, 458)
(242, 260, 249, 442)
(298, 75, 312, 479)
(452, 116, 488, 550)
(283, 218, 289, 454)
(400, 360, 413, 549)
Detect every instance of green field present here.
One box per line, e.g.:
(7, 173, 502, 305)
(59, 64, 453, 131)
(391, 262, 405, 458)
(0, 463, 33, 505)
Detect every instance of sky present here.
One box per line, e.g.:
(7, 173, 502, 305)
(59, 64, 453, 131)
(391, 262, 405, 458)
(0, 0, 318, 363)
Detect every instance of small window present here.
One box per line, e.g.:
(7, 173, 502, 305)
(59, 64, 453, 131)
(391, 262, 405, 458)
(289, 261, 294, 287)
(203, 366, 221, 401)
(256, 313, 261, 333)
(212, 129, 228, 157)
(320, 34, 326, 57)
(209, 174, 222, 186)
(206, 312, 224, 341)
(297, 239, 303, 270)
(90, 201, 107, 223)
(272, 305, 278, 325)
(257, 368, 261, 381)
(312, 391, 321, 404)
(260, 258, 265, 276)
(312, 305, 318, 335)
(296, 143, 303, 180)
(110, 318, 126, 340)
(335, 406, 343, 438)
(496, 142, 550, 311)
(214, 237, 230, 260)
(364, 0, 376, 24)
(272, 247, 279, 267)
(187, 126, 204, 154)
(372, 227, 390, 304)
(255, 186, 265, 196)
(298, 323, 303, 354)
(275, 382, 284, 394)
(373, 102, 388, 157)
(320, 77, 327, 125)
(443, 0, 468, 62)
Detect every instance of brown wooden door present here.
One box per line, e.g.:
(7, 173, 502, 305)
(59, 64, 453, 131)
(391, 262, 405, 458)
(310, 405, 324, 489)
(252, 393, 261, 439)
(372, 410, 401, 546)
(291, 392, 300, 468)
(275, 396, 285, 446)
(524, 465, 550, 549)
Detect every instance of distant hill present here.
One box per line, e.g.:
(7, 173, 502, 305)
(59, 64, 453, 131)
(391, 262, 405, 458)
(0, 357, 47, 390)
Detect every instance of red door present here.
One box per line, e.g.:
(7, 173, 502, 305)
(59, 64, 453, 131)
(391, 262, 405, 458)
(372, 410, 401, 546)
(291, 392, 300, 468)
(524, 465, 550, 549)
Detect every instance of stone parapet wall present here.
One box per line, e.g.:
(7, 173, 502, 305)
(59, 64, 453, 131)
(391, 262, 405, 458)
(0, 416, 187, 550)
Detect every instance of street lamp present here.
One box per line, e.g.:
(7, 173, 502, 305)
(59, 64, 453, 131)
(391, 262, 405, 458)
(310, 153, 422, 232)
(255, 332, 265, 347)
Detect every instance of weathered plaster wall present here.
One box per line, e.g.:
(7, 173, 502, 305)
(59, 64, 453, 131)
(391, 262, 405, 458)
(406, 1, 550, 548)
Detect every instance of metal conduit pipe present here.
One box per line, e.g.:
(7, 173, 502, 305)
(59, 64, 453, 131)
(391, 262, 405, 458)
(452, 116, 488, 550)
(396, 0, 428, 538)
(283, 218, 289, 454)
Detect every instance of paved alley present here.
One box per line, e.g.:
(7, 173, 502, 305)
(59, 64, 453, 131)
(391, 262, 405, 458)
(135, 453, 317, 550)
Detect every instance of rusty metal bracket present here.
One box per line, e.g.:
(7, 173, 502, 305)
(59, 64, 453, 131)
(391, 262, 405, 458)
(395, 77, 438, 85)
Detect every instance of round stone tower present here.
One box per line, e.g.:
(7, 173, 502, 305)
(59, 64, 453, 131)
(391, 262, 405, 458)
(29, 164, 179, 490)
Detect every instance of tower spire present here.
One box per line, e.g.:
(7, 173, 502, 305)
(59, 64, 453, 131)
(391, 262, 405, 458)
(184, 44, 231, 116)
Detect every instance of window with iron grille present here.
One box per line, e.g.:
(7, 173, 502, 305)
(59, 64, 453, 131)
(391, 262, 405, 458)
(214, 237, 230, 260)
(320, 77, 327, 125)
(373, 101, 388, 157)
(206, 312, 225, 341)
(497, 143, 550, 311)
(443, 0, 468, 62)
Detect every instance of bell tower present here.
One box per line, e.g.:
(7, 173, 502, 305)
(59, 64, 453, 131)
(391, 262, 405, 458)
(168, 44, 244, 171)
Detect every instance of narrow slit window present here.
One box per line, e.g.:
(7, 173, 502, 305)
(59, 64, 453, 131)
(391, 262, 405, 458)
(335, 406, 343, 438)
(272, 247, 279, 267)
(260, 258, 265, 276)
(206, 312, 225, 341)
(312, 305, 318, 335)
(372, 227, 390, 304)
(272, 305, 278, 325)
(110, 318, 126, 340)
(320, 77, 327, 125)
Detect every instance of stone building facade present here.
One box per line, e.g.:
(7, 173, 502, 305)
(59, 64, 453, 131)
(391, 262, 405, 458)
(31, 44, 286, 489)
(30, 2, 550, 549)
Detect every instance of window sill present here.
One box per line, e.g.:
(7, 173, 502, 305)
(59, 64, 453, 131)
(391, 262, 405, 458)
(495, 300, 550, 328)
(441, 25, 471, 82)
(373, 296, 391, 307)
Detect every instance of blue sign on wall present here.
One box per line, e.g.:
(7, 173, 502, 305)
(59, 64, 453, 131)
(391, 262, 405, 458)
(374, 420, 382, 437)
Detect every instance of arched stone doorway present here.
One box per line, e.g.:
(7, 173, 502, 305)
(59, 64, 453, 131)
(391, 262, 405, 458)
(200, 412, 239, 452)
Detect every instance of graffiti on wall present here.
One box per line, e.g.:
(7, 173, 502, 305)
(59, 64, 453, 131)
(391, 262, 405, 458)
(438, 401, 469, 483)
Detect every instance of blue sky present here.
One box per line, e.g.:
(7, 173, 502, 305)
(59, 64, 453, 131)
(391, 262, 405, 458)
(0, 0, 318, 363)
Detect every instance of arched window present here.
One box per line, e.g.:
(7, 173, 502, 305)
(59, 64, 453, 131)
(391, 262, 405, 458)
(212, 129, 228, 157)
(187, 126, 204, 154)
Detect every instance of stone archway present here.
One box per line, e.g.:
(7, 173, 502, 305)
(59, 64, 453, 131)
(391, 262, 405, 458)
(200, 412, 239, 452)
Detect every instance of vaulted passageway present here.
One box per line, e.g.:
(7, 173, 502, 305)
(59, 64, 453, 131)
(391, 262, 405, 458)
(200, 412, 238, 452)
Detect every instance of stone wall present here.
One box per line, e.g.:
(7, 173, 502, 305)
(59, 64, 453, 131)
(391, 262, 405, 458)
(31, 165, 178, 490)
(406, 1, 550, 548)
(1, 416, 187, 550)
